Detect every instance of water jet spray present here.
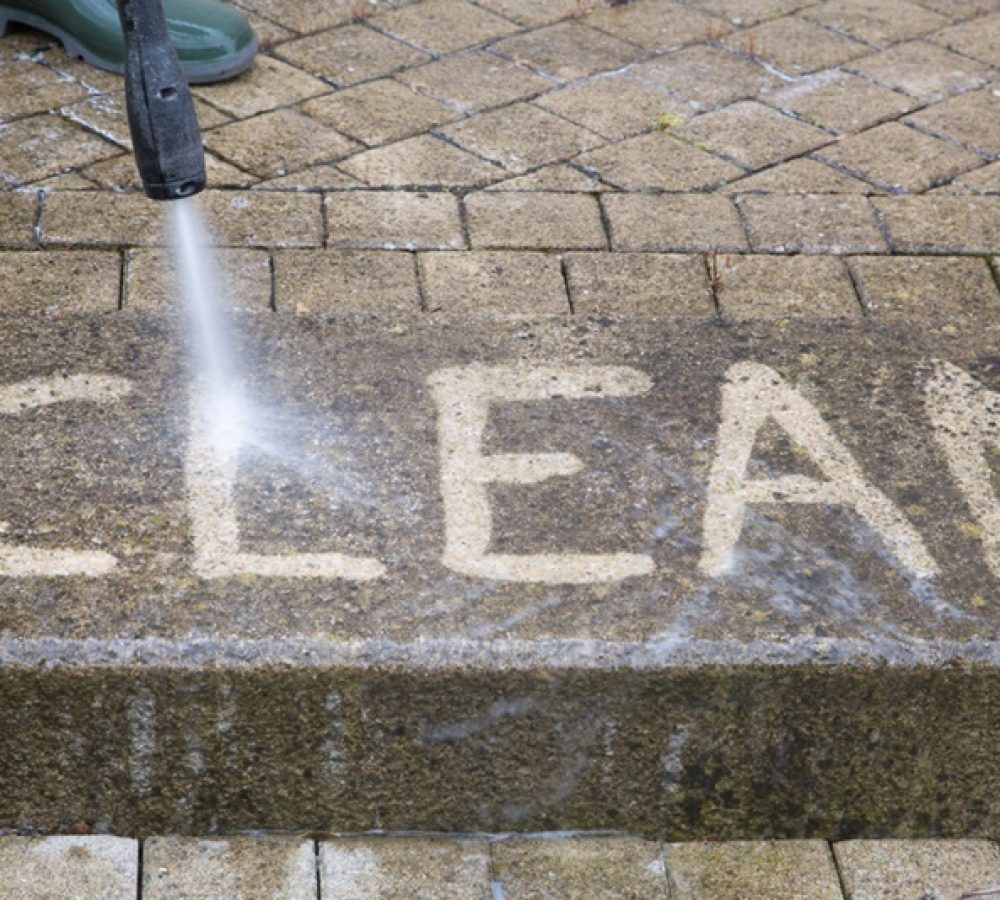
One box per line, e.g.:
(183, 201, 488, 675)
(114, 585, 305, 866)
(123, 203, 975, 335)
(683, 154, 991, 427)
(117, 0, 205, 200)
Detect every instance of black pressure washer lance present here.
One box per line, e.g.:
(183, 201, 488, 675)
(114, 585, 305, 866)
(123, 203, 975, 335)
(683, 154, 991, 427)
(117, 0, 205, 200)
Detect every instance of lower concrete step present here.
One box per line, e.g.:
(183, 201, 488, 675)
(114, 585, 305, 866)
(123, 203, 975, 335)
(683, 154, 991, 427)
(0, 313, 996, 836)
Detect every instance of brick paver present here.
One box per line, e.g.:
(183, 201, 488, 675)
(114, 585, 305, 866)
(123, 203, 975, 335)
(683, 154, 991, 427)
(1, 0, 999, 849)
(0, 835, 994, 897)
(0, 0, 994, 278)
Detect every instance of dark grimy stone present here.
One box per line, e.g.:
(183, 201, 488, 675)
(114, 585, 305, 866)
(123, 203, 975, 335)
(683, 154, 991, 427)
(0, 311, 996, 836)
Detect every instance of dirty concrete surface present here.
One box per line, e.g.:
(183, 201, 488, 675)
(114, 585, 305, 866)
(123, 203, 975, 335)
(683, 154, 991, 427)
(0, 0, 998, 841)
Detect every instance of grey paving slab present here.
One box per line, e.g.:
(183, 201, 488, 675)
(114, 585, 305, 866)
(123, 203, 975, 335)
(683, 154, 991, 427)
(319, 837, 489, 899)
(492, 836, 666, 899)
(0, 836, 137, 900)
(142, 836, 315, 899)
(0, 312, 996, 836)
(664, 840, 842, 899)
(834, 839, 1000, 900)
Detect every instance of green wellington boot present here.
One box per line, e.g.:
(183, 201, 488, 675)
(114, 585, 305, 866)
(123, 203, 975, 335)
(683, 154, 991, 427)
(0, 0, 257, 83)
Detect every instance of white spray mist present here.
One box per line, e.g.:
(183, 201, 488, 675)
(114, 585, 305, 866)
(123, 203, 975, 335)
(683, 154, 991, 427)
(169, 197, 250, 455)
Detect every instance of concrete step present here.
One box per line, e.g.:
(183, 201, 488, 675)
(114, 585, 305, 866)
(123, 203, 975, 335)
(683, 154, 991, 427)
(0, 312, 997, 836)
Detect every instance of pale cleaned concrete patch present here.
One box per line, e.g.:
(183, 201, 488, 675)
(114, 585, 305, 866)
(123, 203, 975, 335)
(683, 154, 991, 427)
(319, 837, 489, 899)
(834, 839, 1000, 900)
(143, 836, 316, 899)
(0, 836, 137, 900)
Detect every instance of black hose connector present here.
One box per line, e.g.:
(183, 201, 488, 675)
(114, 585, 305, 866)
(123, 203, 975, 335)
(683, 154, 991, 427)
(117, 0, 206, 200)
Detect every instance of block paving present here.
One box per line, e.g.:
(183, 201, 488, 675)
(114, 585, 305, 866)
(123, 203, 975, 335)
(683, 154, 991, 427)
(0, 834, 996, 898)
(0, 0, 999, 850)
(0, 0, 993, 321)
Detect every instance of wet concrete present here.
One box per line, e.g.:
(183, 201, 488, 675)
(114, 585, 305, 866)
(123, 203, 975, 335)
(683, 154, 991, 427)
(0, 311, 996, 836)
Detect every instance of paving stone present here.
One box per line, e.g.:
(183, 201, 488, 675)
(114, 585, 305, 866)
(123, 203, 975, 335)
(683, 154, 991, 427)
(302, 78, 460, 146)
(327, 190, 464, 250)
(713, 253, 861, 317)
(31, 171, 98, 190)
(0, 58, 89, 123)
(59, 92, 134, 149)
(484, 163, 608, 192)
(929, 12, 1000, 67)
(253, 166, 363, 191)
(143, 836, 315, 899)
(439, 103, 603, 174)
(0, 837, 137, 900)
(685, 0, 816, 26)
(834, 839, 1000, 900)
(874, 195, 1000, 252)
(41, 190, 323, 248)
(276, 23, 430, 86)
(0, 114, 119, 185)
(83, 151, 258, 192)
(674, 101, 831, 170)
(915, 0, 999, 16)
(237, 8, 294, 50)
(534, 75, 688, 142)
(628, 44, 775, 112)
(205, 107, 360, 179)
(492, 21, 642, 81)
(664, 840, 842, 899)
(319, 837, 489, 899)
(956, 160, 1000, 192)
(59, 88, 229, 145)
(419, 250, 568, 314)
(0, 250, 118, 311)
(723, 158, 877, 194)
(587, 0, 729, 51)
(466, 192, 606, 249)
(338, 133, 501, 187)
(470, 0, 584, 27)
(0, 28, 55, 60)
(0, 191, 38, 247)
(493, 837, 666, 899)
(125, 248, 272, 312)
(764, 71, 917, 135)
(274, 248, 419, 315)
(604, 193, 747, 251)
(723, 14, 869, 75)
(564, 251, 714, 315)
(739, 193, 886, 252)
(193, 56, 331, 118)
(815, 121, 984, 193)
(848, 40, 992, 101)
(905, 88, 1000, 159)
(398, 50, 551, 114)
(233, 0, 353, 34)
(374, 0, 517, 54)
(849, 255, 1000, 321)
(578, 132, 744, 191)
(35, 43, 122, 93)
(801, 0, 950, 47)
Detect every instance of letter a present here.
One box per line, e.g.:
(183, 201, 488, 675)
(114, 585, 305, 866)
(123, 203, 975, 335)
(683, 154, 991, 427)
(925, 361, 999, 579)
(700, 362, 937, 579)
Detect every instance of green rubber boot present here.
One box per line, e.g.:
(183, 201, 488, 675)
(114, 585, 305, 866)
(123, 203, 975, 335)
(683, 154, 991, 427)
(0, 0, 257, 83)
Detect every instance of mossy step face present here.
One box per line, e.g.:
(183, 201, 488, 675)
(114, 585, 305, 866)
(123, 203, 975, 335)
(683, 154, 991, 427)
(0, 313, 996, 835)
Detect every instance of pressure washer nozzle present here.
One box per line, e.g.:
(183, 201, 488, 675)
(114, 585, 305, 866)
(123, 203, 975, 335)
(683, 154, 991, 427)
(117, 0, 206, 201)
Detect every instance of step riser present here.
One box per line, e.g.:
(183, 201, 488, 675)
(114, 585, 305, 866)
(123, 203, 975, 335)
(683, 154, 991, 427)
(2, 665, 998, 836)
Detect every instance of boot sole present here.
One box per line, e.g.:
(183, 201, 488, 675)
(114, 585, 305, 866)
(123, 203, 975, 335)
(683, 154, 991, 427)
(0, 6, 257, 83)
